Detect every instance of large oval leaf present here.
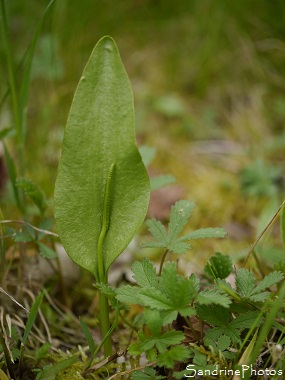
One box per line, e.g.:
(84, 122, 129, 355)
(54, 36, 150, 280)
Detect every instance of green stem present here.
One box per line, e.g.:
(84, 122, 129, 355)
(96, 164, 116, 356)
(98, 287, 112, 356)
(159, 249, 169, 276)
(0, 0, 24, 175)
(97, 225, 106, 283)
(84, 304, 120, 374)
(97, 220, 113, 356)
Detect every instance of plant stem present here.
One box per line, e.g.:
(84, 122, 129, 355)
(98, 289, 112, 356)
(159, 249, 169, 276)
(97, 225, 113, 356)
(243, 200, 285, 266)
(0, 0, 24, 175)
(96, 164, 116, 356)
(85, 302, 120, 373)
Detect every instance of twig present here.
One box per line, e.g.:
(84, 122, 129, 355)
(0, 219, 59, 237)
(243, 200, 285, 266)
(0, 287, 29, 312)
(108, 361, 156, 380)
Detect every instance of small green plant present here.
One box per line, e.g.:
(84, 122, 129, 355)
(54, 36, 150, 356)
(142, 200, 227, 274)
(0, 0, 56, 215)
(1, 26, 285, 378)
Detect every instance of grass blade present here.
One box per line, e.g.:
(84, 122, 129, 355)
(22, 291, 45, 344)
(3, 142, 24, 213)
(79, 317, 96, 356)
(243, 282, 285, 380)
(0, 0, 21, 145)
(19, 291, 45, 378)
(18, 0, 56, 142)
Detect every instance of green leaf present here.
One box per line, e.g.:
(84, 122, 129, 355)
(38, 242, 58, 259)
(144, 219, 168, 247)
(131, 367, 166, 380)
(13, 231, 34, 242)
(157, 345, 190, 369)
(235, 269, 284, 303)
(0, 369, 9, 380)
(196, 289, 231, 308)
(115, 285, 143, 305)
(204, 252, 233, 280)
(217, 335, 231, 352)
(157, 331, 185, 347)
(139, 288, 174, 310)
(54, 36, 150, 279)
(3, 142, 23, 212)
(249, 292, 270, 302)
(168, 241, 191, 255)
(235, 269, 256, 298)
(16, 177, 47, 214)
(193, 348, 207, 366)
(205, 325, 241, 344)
(0, 127, 14, 140)
(132, 259, 159, 288)
(150, 175, 176, 191)
(251, 271, 284, 295)
(196, 304, 229, 327)
(144, 308, 162, 336)
(37, 218, 54, 240)
(181, 228, 227, 240)
(35, 356, 77, 380)
(159, 262, 197, 307)
(229, 311, 261, 329)
(34, 343, 52, 361)
(139, 146, 156, 167)
(141, 330, 185, 354)
(79, 318, 96, 356)
(143, 200, 226, 255)
(23, 291, 44, 344)
(168, 200, 195, 242)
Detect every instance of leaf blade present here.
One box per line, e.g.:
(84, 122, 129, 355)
(54, 36, 150, 278)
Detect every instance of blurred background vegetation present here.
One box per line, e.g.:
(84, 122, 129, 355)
(1, 0, 285, 269)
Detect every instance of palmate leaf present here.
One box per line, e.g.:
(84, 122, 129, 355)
(159, 262, 197, 307)
(251, 271, 284, 295)
(157, 345, 191, 369)
(141, 331, 185, 354)
(143, 200, 227, 255)
(168, 200, 195, 242)
(196, 289, 231, 308)
(139, 288, 174, 310)
(144, 220, 168, 246)
(54, 37, 150, 279)
(116, 260, 229, 325)
(196, 304, 229, 327)
(37, 242, 58, 259)
(235, 269, 284, 302)
(115, 285, 142, 305)
(132, 259, 159, 288)
(235, 269, 255, 298)
(180, 228, 227, 241)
